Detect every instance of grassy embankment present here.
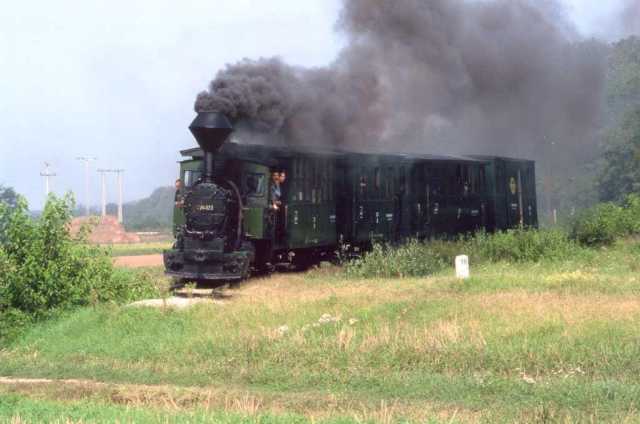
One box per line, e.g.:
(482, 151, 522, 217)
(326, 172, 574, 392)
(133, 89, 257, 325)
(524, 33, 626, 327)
(106, 241, 173, 257)
(1, 240, 640, 422)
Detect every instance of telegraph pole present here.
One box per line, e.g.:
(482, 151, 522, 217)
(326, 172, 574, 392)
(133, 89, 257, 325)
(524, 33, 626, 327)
(97, 169, 108, 217)
(40, 162, 56, 197)
(114, 169, 125, 223)
(76, 156, 96, 216)
(97, 169, 124, 222)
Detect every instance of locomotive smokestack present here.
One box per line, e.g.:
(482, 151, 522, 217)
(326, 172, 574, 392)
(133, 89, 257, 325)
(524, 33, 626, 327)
(189, 112, 233, 183)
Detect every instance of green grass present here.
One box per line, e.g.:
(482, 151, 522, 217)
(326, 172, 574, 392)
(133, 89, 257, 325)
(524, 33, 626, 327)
(106, 241, 172, 257)
(1, 240, 640, 422)
(0, 393, 383, 424)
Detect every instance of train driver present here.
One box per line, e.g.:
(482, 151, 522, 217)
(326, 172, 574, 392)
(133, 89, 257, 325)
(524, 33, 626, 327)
(270, 171, 281, 210)
(174, 179, 185, 208)
(276, 170, 287, 239)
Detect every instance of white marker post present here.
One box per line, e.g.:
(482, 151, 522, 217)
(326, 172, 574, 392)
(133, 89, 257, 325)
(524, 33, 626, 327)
(455, 255, 470, 279)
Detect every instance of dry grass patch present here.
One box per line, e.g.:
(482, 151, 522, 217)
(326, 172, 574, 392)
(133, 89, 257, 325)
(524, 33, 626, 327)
(473, 291, 640, 327)
(0, 377, 479, 422)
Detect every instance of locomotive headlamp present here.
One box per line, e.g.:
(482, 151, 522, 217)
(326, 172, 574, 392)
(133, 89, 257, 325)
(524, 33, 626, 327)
(189, 112, 233, 182)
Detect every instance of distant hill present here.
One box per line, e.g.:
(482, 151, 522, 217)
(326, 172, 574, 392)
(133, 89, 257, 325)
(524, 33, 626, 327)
(121, 187, 175, 231)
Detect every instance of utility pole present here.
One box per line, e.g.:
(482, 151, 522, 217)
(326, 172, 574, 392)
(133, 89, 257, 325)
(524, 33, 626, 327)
(97, 169, 108, 217)
(115, 169, 124, 223)
(40, 162, 56, 197)
(97, 169, 124, 222)
(76, 156, 96, 216)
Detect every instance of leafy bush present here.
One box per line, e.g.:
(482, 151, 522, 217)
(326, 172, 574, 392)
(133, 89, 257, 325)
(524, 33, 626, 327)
(622, 193, 640, 234)
(344, 229, 580, 279)
(345, 240, 447, 279)
(570, 195, 640, 246)
(468, 229, 578, 263)
(0, 194, 158, 342)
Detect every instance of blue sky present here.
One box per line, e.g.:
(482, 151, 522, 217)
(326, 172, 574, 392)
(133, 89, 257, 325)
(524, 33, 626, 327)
(0, 0, 634, 209)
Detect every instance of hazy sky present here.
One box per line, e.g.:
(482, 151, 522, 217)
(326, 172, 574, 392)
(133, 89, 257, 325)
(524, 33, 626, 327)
(0, 0, 634, 209)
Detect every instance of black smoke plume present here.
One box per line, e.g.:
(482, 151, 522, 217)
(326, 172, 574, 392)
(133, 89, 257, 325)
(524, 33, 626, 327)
(195, 0, 607, 167)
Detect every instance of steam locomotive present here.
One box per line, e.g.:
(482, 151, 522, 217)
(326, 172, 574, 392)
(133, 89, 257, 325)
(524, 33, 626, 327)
(163, 112, 537, 283)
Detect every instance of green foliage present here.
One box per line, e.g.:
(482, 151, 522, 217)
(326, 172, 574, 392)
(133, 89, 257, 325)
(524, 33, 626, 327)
(571, 194, 640, 246)
(622, 193, 640, 234)
(345, 229, 579, 278)
(0, 394, 337, 424)
(122, 186, 175, 231)
(599, 107, 640, 202)
(345, 240, 447, 278)
(468, 229, 578, 263)
(606, 36, 640, 111)
(3, 242, 640, 421)
(0, 194, 157, 342)
(108, 242, 172, 257)
(0, 185, 18, 209)
(597, 37, 640, 204)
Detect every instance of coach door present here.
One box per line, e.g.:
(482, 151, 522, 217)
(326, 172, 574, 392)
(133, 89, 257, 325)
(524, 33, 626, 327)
(505, 160, 538, 228)
(287, 157, 337, 249)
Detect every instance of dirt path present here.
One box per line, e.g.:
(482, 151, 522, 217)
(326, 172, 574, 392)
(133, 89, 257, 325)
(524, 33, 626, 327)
(113, 254, 163, 268)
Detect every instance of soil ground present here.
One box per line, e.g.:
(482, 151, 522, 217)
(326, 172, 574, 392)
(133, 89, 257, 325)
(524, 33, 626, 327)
(113, 254, 163, 268)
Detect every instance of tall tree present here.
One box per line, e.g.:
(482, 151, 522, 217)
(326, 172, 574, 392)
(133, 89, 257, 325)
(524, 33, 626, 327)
(0, 185, 18, 209)
(599, 107, 640, 202)
(597, 37, 640, 202)
(606, 36, 640, 121)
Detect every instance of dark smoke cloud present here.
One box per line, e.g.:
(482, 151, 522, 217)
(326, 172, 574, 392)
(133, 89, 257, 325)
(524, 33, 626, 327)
(195, 0, 608, 168)
(195, 52, 384, 148)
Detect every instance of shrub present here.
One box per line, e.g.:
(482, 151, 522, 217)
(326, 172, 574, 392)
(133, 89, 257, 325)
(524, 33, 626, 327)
(344, 228, 580, 279)
(0, 194, 157, 342)
(345, 240, 447, 279)
(622, 193, 640, 235)
(571, 202, 628, 246)
(468, 229, 578, 263)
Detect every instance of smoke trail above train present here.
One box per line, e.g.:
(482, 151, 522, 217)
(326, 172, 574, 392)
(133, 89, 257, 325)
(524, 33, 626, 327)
(195, 0, 609, 167)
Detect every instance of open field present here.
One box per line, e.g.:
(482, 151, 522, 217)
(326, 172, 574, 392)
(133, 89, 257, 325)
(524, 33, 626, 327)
(106, 241, 172, 257)
(1, 241, 640, 422)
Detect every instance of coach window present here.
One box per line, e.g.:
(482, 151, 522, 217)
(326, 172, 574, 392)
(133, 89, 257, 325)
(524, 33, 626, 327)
(245, 173, 265, 197)
(313, 160, 318, 203)
(399, 166, 407, 194)
(183, 170, 202, 187)
(411, 166, 421, 196)
(469, 167, 477, 194)
(386, 167, 393, 199)
(305, 159, 312, 203)
(322, 161, 329, 202)
(359, 168, 367, 199)
(326, 162, 333, 201)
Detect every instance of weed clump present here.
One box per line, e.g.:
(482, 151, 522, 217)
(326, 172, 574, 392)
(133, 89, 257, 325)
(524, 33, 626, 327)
(0, 194, 158, 342)
(345, 240, 447, 279)
(469, 229, 578, 263)
(345, 229, 580, 279)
